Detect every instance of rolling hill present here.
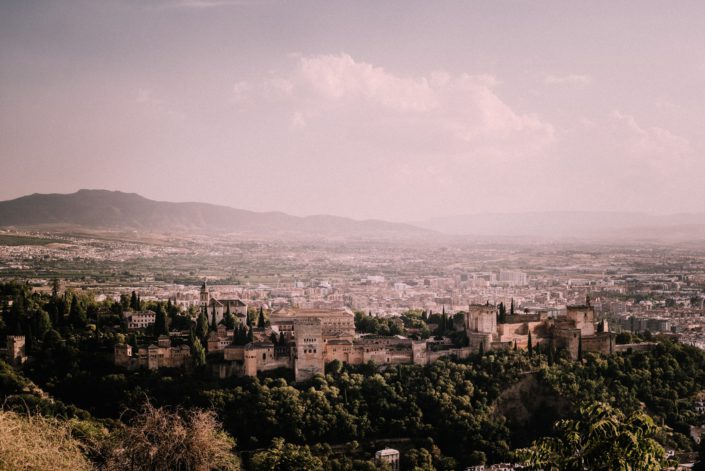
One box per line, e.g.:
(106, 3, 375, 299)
(0, 190, 432, 239)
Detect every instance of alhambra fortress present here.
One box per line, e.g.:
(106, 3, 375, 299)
(111, 283, 651, 381)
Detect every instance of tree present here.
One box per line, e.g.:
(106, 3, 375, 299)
(250, 437, 323, 471)
(68, 294, 87, 328)
(195, 312, 209, 340)
(577, 333, 583, 361)
(527, 331, 533, 356)
(223, 305, 235, 330)
(7, 293, 26, 335)
(154, 304, 168, 336)
(51, 278, 60, 301)
(519, 402, 669, 471)
(211, 304, 217, 331)
(33, 310, 52, 340)
(510, 298, 515, 316)
(498, 303, 507, 324)
(130, 291, 139, 311)
(257, 307, 266, 329)
(192, 337, 206, 367)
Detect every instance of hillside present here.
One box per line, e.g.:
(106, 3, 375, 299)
(0, 190, 432, 238)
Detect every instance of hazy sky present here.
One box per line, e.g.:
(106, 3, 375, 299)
(2, 1, 705, 221)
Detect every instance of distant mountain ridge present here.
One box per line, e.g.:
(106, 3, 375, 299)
(0, 190, 432, 238)
(416, 211, 705, 241)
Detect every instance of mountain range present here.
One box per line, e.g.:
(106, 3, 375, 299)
(0, 190, 430, 239)
(0, 190, 703, 242)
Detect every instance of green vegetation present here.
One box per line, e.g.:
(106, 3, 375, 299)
(2, 282, 705, 469)
(519, 402, 670, 470)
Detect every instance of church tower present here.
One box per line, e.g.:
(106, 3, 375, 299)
(200, 281, 209, 313)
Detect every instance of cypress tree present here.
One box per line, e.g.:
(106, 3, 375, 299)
(257, 307, 265, 329)
(211, 304, 217, 331)
(192, 337, 206, 367)
(34, 310, 52, 339)
(577, 332, 583, 361)
(223, 305, 235, 330)
(195, 312, 208, 340)
(154, 304, 168, 336)
(510, 298, 515, 316)
(51, 278, 60, 302)
(130, 291, 138, 311)
(528, 330, 533, 356)
(478, 340, 484, 357)
(68, 294, 86, 327)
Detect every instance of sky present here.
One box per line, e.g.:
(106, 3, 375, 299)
(1, 0, 705, 222)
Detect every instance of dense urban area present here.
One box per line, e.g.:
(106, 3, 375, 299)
(1, 229, 705, 470)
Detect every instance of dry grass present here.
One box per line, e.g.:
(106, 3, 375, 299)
(0, 410, 94, 471)
(102, 403, 240, 471)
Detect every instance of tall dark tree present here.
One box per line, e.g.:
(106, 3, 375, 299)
(498, 303, 507, 324)
(154, 304, 168, 336)
(528, 330, 533, 356)
(577, 332, 583, 361)
(192, 337, 206, 367)
(51, 278, 60, 301)
(68, 294, 87, 328)
(120, 294, 130, 311)
(130, 291, 139, 311)
(33, 309, 52, 340)
(257, 307, 265, 329)
(195, 312, 209, 340)
(6, 295, 24, 335)
(510, 298, 515, 316)
(223, 304, 235, 330)
(211, 304, 217, 331)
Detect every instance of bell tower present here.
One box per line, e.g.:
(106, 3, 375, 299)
(200, 281, 209, 312)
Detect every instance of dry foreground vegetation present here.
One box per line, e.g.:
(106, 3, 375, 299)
(0, 404, 240, 471)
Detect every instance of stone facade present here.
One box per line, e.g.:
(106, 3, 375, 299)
(465, 302, 613, 359)
(293, 317, 325, 381)
(200, 282, 248, 325)
(117, 303, 620, 380)
(114, 335, 191, 370)
(124, 310, 156, 330)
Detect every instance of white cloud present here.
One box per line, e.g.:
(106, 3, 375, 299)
(234, 53, 555, 167)
(544, 74, 593, 87)
(611, 110, 692, 170)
